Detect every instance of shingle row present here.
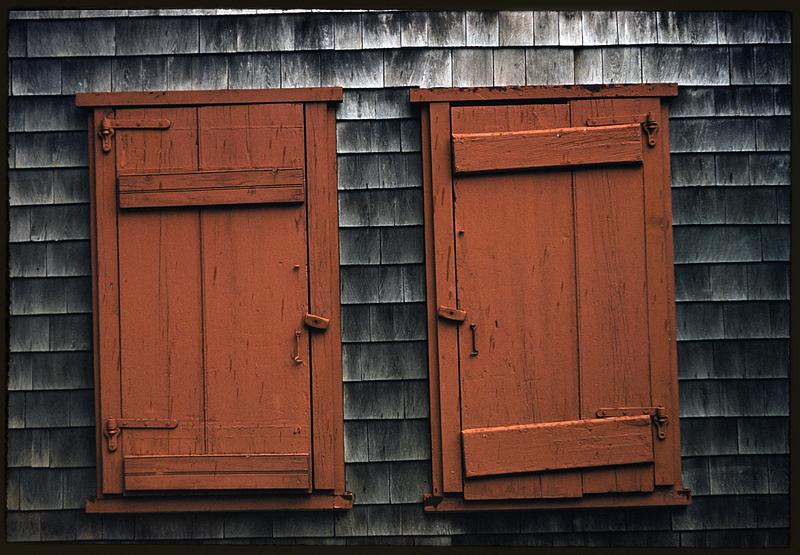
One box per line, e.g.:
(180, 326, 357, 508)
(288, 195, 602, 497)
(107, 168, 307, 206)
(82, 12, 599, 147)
(684, 454, 788, 496)
(677, 338, 788, 379)
(674, 262, 788, 301)
(680, 416, 788, 456)
(7, 390, 93, 429)
(9, 241, 90, 278)
(675, 300, 788, 340)
(679, 379, 788, 417)
(673, 225, 788, 263)
(341, 265, 425, 305)
(344, 419, 430, 463)
(671, 153, 789, 187)
(672, 187, 789, 226)
(670, 86, 791, 117)
(10, 12, 791, 58)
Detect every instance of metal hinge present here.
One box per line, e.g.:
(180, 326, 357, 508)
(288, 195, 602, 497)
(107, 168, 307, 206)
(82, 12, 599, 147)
(98, 116, 172, 153)
(595, 406, 668, 440)
(104, 418, 179, 452)
(437, 306, 467, 323)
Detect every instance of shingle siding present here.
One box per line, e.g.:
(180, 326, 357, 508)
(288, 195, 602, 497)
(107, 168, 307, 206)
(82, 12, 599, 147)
(6, 9, 790, 547)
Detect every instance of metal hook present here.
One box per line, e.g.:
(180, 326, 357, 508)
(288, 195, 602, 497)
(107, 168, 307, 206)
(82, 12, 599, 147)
(292, 329, 303, 364)
(469, 323, 478, 357)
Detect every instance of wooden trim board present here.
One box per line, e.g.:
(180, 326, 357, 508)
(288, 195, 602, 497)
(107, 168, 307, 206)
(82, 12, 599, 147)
(77, 87, 343, 107)
(410, 84, 678, 103)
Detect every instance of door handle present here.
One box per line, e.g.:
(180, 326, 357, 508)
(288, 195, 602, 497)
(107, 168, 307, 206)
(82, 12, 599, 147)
(292, 329, 303, 364)
(469, 323, 479, 357)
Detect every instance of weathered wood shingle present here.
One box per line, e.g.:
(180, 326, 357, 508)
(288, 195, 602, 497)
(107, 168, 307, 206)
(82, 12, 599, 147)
(27, 19, 115, 57)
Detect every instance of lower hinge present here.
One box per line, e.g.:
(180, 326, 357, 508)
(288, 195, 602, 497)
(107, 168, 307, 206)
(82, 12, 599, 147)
(595, 406, 668, 440)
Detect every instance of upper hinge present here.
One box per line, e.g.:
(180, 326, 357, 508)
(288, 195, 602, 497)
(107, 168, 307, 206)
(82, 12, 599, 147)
(104, 417, 179, 452)
(584, 112, 659, 147)
(595, 406, 668, 440)
(99, 116, 172, 153)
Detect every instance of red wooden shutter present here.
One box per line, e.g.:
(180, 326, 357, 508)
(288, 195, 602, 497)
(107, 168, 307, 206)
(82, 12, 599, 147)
(416, 85, 688, 510)
(79, 89, 348, 511)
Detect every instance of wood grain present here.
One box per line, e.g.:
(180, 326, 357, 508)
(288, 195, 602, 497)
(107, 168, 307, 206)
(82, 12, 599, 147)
(409, 83, 678, 103)
(76, 87, 344, 107)
(118, 184, 305, 208)
(452, 123, 643, 174)
(462, 415, 655, 477)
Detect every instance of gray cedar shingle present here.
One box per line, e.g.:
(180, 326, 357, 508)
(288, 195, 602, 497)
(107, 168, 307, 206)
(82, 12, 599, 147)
(763, 12, 791, 43)
(367, 419, 430, 461)
(10, 315, 50, 352)
(362, 13, 401, 49)
(369, 303, 426, 341)
(199, 16, 236, 53)
(670, 154, 715, 187)
(19, 468, 64, 510)
(755, 117, 790, 151)
(775, 188, 789, 224)
(388, 462, 429, 504)
(10, 97, 85, 132)
(730, 46, 755, 84)
(334, 13, 362, 50)
(344, 381, 405, 420)
(676, 302, 724, 340)
(725, 188, 777, 224)
(399, 12, 428, 48)
(342, 341, 427, 381)
(9, 20, 27, 57)
(750, 154, 789, 185)
(403, 380, 429, 418)
(346, 463, 390, 505)
(101, 516, 136, 540)
(13, 132, 88, 168)
(30, 352, 94, 390)
(320, 51, 383, 88)
(365, 505, 404, 536)
(672, 495, 757, 530)
(672, 188, 724, 225)
(738, 417, 788, 454)
(46, 241, 91, 277)
(680, 457, 710, 495)
(336, 120, 401, 153)
(428, 11, 465, 47)
(236, 15, 294, 51)
(227, 53, 281, 89)
(574, 49, 602, 84)
(724, 301, 787, 339)
(670, 87, 715, 117)
(582, 12, 618, 46)
(747, 262, 788, 300)
(371, 188, 423, 226)
(498, 11, 533, 46)
(466, 11, 498, 47)
(711, 340, 745, 378)
(602, 47, 641, 84)
(338, 90, 378, 120)
(768, 455, 789, 493)
(763, 380, 789, 416)
(380, 226, 424, 264)
(657, 11, 718, 44)
(9, 392, 26, 428)
(519, 511, 575, 534)
(374, 89, 415, 119)
(452, 49, 493, 87)
(401, 265, 426, 303)
(48, 427, 94, 467)
(115, 17, 199, 55)
(526, 48, 574, 85)
(616, 11, 657, 44)
(338, 191, 371, 227)
(721, 380, 768, 416)
(573, 508, 672, 532)
(161, 55, 228, 90)
(683, 528, 785, 547)
(679, 380, 722, 416)
(717, 12, 767, 44)
(708, 263, 747, 301)
(743, 339, 789, 378)
(9, 170, 53, 205)
(558, 11, 582, 45)
(752, 495, 789, 528)
(49, 314, 92, 350)
(400, 119, 421, 152)
(341, 265, 400, 306)
(384, 49, 452, 88)
(753, 46, 791, 84)
(680, 417, 739, 455)
(69, 389, 95, 426)
(7, 512, 42, 542)
(30, 205, 90, 241)
(338, 90, 414, 121)
(27, 19, 115, 57)
(25, 391, 70, 427)
(669, 119, 755, 153)
(11, 59, 61, 95)
(334, 506, 369, 536)
(493, 48, 526, 86)
(293, 13, 334, 50)
(134, 515, 194, 540)
(673, 264, 710, 301)
(11, 278, 67, 315)
(714, 86, 774, 116)
(273, 513, 334, 538)
(222, 514, 273, 538)
(111, 57, 142, 91)
(642, 46, 729, 85)
(8, 353, 34, 390)
(774, 87, 790, 115)
(401, 505, 473, 535)
(344, 421, 369, 462)
(676, 340, 714, 378)
(7, 429, 49, 467)
(533, 12, 558, 46)
(280, 51, 320, 88)
(341, 304, 371, 342)
(715, 154, 750, 185)
(339, 227, 380, 265)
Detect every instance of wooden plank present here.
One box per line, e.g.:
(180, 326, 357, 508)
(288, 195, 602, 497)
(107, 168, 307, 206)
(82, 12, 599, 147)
(124, 454, 310, 491)
(118, 168, 305, 190)
(429, 102, 462, 493)
(409, 83, 678, 103)
(75, 87, 344, 107)
(452, 103, 582, 501)
(462, 415, 654, 478)
(119, 185, 305, 208)
(421, 105, 445, 497)
(92, 108, 124, 495)
(304, 102, 344, 492)
(424, 488, 690, 512)
(452, 123, 643, 174)
(85, 492, 354, 513)
(571, 98, 656, 495)
(115, 107, 198, 174)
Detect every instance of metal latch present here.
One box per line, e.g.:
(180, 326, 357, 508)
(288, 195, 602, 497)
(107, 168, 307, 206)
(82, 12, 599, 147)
(595, 406, 668, 440)
(642, 113, 659, 147)
(303, 313, 330, 330)
(104, 418, 179, 452)
(99, 116, 172, 153)
(584, 112, 659, 148)
(437, 306, 467, 323)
